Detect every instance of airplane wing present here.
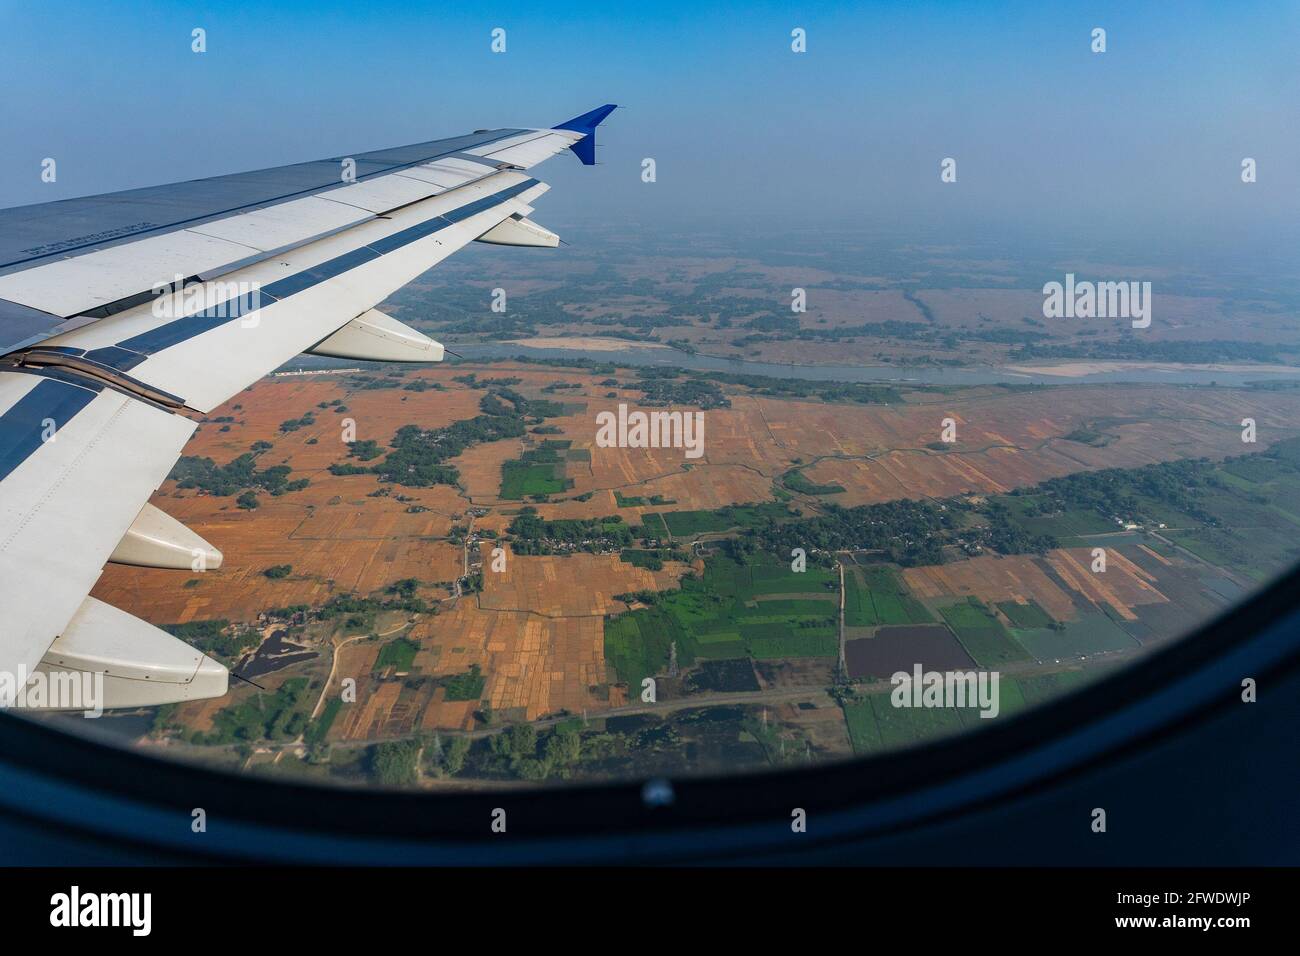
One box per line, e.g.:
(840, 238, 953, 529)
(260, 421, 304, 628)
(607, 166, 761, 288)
(0, 104, 616, 710)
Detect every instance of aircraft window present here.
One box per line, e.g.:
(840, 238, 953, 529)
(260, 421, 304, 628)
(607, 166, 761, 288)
(8, 8, 1298, 804)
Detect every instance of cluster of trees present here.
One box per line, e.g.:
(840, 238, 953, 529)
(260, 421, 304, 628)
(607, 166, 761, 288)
(341, 411, 525, 487)
(1031, 458, 1223, 527)
(508, 508, 636, 555)
(263, 587, 430, 634)
(434, 736, 472, 776)
(785, 320, 934, 344)
(968, 502, 1057, 555)
(400, 379, 445, 392)
(171, 450, 309, 497)
(486, 724, 584, 781)
(278, 411, 316, 432)
(346, 439, 383, 461)
(370, 739, 420, 787)
(453, 374, 522, 387)
(161, 619, 257, 661)
(628, 368, 730, 409)
(201, 678, 312, 746)
(327, 380, 576, 488)
(748, 499, 953, 566)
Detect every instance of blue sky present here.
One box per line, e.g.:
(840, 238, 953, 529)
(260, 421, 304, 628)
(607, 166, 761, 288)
(1, 0, 1297, 247)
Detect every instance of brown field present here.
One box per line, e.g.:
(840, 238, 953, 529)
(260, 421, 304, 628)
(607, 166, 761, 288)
(328, 640, 447, 741)
(313, 547, 686, 731)
(409, 604, 609, 726)
(1045, 547, 1169, 621)
(795, 386, 1300, 505)
(91, 364, 1300, 745)
(904, 555, 1082, 622)
(770, 700, 853, 758)
(478, 546, 686, 618)
(94, 505, 463, 624)
(97, 366, 1300, 618)
(903, 546, 1169, 623)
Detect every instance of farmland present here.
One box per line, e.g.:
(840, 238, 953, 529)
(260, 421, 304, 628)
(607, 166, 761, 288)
(76, 356, 1300, 789)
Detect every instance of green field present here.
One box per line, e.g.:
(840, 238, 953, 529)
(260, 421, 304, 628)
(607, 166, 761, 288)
(620, 548, 671, 570)
(1010, 611, 1139, 660)
(304, 697, 341, 747)
(500, 462, 568, 499)
(1000, 443, 1300, 583)
(844, 565, 934, 626)
(843, 694, 964, 754)
(1002, 494, 1120, 535)
(741, 598, 837, 621)
(843, 697, 885, 754)
(938, 599, 1032, 666)
(660, 502, 792, 537)
(1169, 524, 1300, 582)
(443, 664, 486, 701)
(604, 607, 685, 691)
(1016, 669, 1094, 704)
(373, 637, 418, 673)
(780, 467, 846, 496)
(604, 554, 843, 683)
(746, 629, 838, 659)
(996, 599, 1053, 629)
(692, 639, 748, 659)
(844, 677, 1036, 754)
(500, 443, 572, 499)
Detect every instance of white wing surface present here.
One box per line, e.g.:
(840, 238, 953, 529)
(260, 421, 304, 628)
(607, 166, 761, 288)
(0, 105, 616, 708)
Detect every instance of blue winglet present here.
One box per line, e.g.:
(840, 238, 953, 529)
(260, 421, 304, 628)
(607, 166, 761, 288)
(555, 104, 618, 165)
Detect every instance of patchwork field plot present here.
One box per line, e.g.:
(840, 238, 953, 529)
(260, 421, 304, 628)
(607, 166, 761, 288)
(1009, 611, 1138, 660)
(406, 603, 610, 726)
(500, 441, 574, 499)
(845, 565, 933, 626)
(789, 386, 1300, 506)
(98, 364, 1300, 768)
(604, 554, 841, 687)
(937, 598, 1033, 667)
(1045, 548, 1168, 621)
(904, 554, 1080, 623)
(996, 599, 1053, 629)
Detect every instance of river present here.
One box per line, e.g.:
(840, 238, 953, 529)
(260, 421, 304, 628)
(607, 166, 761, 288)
(449, 342, 1300, 388)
